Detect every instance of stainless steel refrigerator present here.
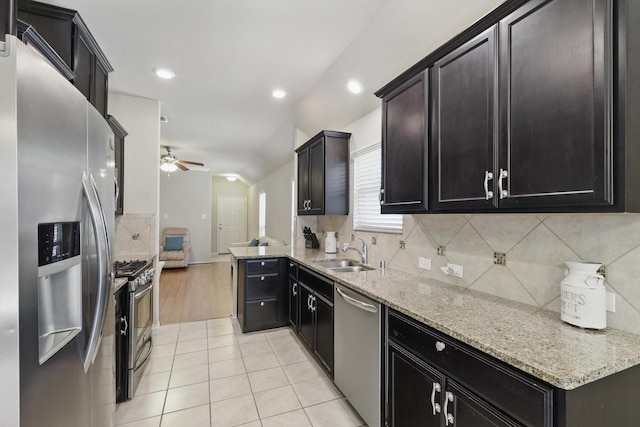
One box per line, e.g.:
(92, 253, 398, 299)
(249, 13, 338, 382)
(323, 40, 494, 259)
(0, 35, 115, 427)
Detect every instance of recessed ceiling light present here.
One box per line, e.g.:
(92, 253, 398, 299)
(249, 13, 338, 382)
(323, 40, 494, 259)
(154, 68, 176, 79)
(272, 89, 287, 99)
(347, 79, 364, 94)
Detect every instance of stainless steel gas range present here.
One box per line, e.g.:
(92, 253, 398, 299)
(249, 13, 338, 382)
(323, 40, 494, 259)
(114, 259, 155, 403)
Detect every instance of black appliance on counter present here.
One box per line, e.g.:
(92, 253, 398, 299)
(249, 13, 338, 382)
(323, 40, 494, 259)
(302, 227, 320, 249)
(114, 259, 154, 403)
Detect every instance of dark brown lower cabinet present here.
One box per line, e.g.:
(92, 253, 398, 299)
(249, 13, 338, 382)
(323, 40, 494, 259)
(297, 266, 334, 376)
(386, 308, 640, 427)
(237, 258, 288, 333)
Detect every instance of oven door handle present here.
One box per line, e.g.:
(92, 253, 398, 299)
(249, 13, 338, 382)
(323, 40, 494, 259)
(134, 339, 153, 371)
(134, 282, 153, 300)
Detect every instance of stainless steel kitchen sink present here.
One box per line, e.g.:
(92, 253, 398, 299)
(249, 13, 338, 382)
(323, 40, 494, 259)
(330, 265, 375, 273)
(313, 259, 358, 268)
(313, 259, 375, 272)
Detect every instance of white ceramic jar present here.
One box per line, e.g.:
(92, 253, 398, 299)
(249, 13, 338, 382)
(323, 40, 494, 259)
(325, 231, 337, 254)
(560, 260, 606, 329)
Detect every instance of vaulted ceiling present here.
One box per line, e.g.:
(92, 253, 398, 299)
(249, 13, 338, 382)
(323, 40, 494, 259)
(44, 0, 503, 183)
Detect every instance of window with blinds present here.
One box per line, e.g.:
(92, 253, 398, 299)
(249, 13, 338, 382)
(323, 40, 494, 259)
(353, 144, 402, 233)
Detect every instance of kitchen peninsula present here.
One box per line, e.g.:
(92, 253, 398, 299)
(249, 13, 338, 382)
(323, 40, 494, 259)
(230, 245, 640, 427)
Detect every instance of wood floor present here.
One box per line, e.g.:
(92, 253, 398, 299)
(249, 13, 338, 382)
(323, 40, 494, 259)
(158, 261, 233, 325)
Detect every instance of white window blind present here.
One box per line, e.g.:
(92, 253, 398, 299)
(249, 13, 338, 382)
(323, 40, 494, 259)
(353, 144, 402, 233)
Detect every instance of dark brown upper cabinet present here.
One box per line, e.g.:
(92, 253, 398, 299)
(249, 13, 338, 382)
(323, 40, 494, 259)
(380, 0, 640, 213)
(381, 72, 429, 214)
(296, 131, 350, 216)
(107, 116, 127, 216)
(497, 0, 612, 209)
(17, 0, 113, 117)
(431, 26, 497, 212)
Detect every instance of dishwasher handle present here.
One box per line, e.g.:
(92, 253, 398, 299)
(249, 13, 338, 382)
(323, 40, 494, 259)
(336, 287, 378, 313)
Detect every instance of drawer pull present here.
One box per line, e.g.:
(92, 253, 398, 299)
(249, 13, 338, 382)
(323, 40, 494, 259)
(260, 301, 264, 306)
(261, 262, 265, 266)
(444, 391, 454, 426)
(261, 276, 265, 281)
(431, 382, 441, 415)
(435, 341, 446, 352)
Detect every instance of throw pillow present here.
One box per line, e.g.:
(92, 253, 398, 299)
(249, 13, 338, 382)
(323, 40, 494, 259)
(259, 242, 269, 246)
(248, 238, 259, 247)
(165, 236, 184, 251)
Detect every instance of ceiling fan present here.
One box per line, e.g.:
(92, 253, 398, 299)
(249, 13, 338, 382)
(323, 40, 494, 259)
(160, 146, 204, 172)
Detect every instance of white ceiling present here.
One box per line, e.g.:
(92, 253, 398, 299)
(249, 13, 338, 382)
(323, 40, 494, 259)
(44, 0, 503, 184)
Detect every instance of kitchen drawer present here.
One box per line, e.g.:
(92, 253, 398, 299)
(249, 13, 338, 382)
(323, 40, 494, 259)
(388, 310, 553, 427)
(246, 274, 279, 300)
(246, 258, 280, 275)
(245, 299, 278, 329)
(299, 266, 333, 302)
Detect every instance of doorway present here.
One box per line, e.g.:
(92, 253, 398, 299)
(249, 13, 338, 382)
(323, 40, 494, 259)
(217, 195, 247, 254)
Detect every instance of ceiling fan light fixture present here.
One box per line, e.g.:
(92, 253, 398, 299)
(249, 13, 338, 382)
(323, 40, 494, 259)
(154, 68, 176, 80)
(160, 161, 178, 172)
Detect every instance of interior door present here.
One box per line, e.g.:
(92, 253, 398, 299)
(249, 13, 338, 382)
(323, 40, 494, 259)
(217, 195, 247, 253)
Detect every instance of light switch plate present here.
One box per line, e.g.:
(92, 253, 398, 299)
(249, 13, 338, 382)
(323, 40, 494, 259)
(418, 257, 431, 270)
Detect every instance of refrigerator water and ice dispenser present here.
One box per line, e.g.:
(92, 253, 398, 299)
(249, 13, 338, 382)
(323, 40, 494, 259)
(37, 222, 82, 364)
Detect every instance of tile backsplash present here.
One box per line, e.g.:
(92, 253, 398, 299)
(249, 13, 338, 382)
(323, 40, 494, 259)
(312, 213, 640, 336)
(114, 213, 157, 261)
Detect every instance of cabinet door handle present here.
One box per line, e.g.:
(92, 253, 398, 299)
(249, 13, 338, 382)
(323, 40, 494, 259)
(292, 282, 297, 296)
(431, 382, 442, 415)
(311, 296, 317, 312)
(498, 168, 508, 199)
(483, 171, 494, 200)
(307, 294, 313, 310)
(120, 317, 128, 336)
(379, 188, 385, 206)
(435, 341, 446, 352)
(444, 391, 454, 426)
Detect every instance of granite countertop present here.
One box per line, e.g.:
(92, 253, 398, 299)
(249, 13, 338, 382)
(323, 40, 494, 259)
(230, 246, 640, 390)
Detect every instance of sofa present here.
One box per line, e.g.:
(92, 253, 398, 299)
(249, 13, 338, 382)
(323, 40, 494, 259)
(159, 227, 191, 268)
(230, 235, 287, 248)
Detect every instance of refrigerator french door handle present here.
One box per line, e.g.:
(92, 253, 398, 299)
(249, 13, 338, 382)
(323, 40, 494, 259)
(81, 171, 111, 373)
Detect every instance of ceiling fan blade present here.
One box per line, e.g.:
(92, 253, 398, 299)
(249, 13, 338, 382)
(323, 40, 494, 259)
(178, 160, 205, 166)
(176, 162, 189, 171)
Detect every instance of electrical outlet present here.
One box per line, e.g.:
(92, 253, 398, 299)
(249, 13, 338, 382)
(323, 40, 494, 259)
(418, 257, 432, 270)
(493, 252, 506, 265)
(447, 263, 463, 278)
(399, 240, 406, 249)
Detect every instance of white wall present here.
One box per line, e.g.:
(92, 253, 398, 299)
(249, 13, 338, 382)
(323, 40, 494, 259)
(211, 177, 249, 253)
(159, 170, 212, 263)
(248, 161, 295, 244)
(109, 93, 161, 260)
(109, 93, 160, 214)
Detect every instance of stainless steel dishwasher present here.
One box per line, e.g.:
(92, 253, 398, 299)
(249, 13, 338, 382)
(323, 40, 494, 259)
(334, 284, 382, 427)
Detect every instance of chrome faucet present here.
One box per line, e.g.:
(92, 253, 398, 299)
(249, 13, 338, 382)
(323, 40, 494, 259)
(342, 237, 368, 264)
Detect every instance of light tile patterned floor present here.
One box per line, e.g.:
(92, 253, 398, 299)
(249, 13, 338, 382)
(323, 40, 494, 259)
(116, 318, 366, 427)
